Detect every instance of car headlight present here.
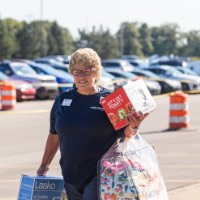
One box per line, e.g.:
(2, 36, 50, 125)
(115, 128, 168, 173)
(166, 80, 181, 87)
(15, 84, 33, 90)
(145, 81, 159, 89)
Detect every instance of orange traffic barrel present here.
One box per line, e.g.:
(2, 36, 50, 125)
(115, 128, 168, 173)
(0, 81, 16, 110)
(169, 91, 189, 129)
(0, 83, 2, 110)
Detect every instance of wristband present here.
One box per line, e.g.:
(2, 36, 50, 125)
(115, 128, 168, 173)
(129, 126, 139, 131)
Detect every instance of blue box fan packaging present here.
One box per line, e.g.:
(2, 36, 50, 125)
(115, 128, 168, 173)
(18, 175, 64, 200)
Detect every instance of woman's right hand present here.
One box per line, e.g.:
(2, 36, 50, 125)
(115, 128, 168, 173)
(37, 163, 49, 176)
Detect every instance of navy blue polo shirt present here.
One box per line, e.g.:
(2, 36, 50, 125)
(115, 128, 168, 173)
(50, 87, 125, 185)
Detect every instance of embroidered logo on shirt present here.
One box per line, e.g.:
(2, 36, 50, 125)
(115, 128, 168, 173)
(90, 106, 104, 111)
(62, 99, 72, 106)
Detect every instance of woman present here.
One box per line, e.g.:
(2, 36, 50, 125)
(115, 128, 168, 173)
(37, 48, 148, 200)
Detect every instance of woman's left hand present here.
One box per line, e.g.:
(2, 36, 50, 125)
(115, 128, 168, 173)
(127, 111, 148, 130)
(124, 111, 149, 139)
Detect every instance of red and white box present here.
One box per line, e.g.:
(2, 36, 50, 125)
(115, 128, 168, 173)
(100, 79, 157, 130)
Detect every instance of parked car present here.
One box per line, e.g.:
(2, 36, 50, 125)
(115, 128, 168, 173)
(122, 55, 148, 67)
(102, 59, 133, 72)
(18, 60, 74, 93)
(50, 64, 69, 73)
(0, 71, 36, 101)
(147, 65, 200, 91)
(149, 55, 189, 67)
(96, 75, 115, 91)
(105, 69, 161, 95)
(188, 61, 200, 75)
(175, 66, 199, 76)
(129, 68, 182, 94)
(0, 61, 59, 99)
(34, 57, 70, 68)
(42, 55, 70, 64)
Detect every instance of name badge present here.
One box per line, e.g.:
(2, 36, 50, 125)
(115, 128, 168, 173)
(62, 99, 72, 106)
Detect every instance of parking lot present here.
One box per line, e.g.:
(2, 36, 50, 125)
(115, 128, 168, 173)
(0, 94, 200, 199)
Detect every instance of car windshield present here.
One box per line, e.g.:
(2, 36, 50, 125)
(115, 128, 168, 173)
(122, 72, 137, 78)
(0, 71, 9, 80)
(136, 69, 160, 78)
(178, 68, 198, 75)
(122, 60, 133, 67)
(166, 68, 183, 76)
(39, 65, 65, 77)
(110, 71, 137, 79)
(12, 64, 37, 75)
(55, 69, 74, 80)
(102, 70, 115, 79)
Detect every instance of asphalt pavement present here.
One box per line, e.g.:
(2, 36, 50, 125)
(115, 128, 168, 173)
(0, 94, 200, 199)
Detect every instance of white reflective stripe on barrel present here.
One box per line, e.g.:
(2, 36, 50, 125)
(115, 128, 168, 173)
(170, 103, 188, 110)
(1, 90, 16, 96)
(169, 116, 189, 123)
(1, 100, 16, 105)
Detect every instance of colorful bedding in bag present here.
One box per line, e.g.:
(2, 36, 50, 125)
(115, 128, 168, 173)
(98, 134, 168, 200)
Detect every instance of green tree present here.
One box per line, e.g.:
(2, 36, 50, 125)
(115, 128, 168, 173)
(117, 22, 143, 57)
(76, 25, 120, 59)
(180, 31, 200, 57)
(139, 23, 154, 56)
(17, 21, 44, 58)
(47, 21, 75, 56)
(151, 24, 179, 55)
(0, 18, 21, 59)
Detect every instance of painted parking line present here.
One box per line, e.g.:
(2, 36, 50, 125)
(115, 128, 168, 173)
(0, 109, 50, 114)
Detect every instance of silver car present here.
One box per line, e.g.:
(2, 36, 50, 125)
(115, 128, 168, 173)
(148, 65, 200, 91)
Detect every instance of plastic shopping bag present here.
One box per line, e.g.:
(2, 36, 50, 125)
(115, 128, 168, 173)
(98, 134, 168, 200)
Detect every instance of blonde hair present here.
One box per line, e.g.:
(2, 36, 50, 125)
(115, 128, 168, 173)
(69, 48, 102, 81)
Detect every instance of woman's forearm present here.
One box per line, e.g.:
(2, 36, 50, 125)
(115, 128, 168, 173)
(37, 133, 59, 175)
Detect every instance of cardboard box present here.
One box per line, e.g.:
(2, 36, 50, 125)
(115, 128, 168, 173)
(18, 175, 64, 200)
(100, 79, 157, 130)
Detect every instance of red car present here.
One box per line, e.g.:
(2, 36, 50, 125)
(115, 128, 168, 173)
(0, 72, 36, 101)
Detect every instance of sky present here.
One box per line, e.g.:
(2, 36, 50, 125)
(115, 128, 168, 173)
(0, 0, 199, 38)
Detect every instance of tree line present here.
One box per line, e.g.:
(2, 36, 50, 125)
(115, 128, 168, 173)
(0, 18, 200, 60)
